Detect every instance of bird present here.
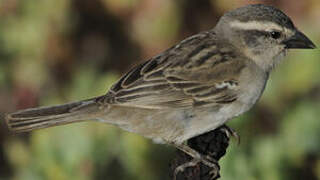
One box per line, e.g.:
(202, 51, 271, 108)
(5, 4, 316, 179)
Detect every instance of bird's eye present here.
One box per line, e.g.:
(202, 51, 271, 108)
(270, 31, 281, 39)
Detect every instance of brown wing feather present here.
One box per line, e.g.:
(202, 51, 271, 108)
(102, 31, 246, 109)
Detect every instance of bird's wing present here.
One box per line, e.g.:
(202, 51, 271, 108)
(100, 31, 247, 109)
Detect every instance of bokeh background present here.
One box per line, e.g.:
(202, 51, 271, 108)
(0, 0, 320, 179)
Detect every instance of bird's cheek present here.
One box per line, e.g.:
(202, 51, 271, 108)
(243, 36, 260, 48)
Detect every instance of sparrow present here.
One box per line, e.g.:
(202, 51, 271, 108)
(5, 4, 316, 178)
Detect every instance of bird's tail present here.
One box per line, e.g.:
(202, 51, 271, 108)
(5, 96, 104, 133)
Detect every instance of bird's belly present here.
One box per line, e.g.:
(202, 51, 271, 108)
(175, 101, 251, 143)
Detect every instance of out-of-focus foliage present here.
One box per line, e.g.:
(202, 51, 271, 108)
(0, 0, 319, 180)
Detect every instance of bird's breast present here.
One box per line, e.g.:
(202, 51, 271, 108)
(237, 64, 268, 115)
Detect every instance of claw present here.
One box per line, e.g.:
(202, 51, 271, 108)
(220, 125, 240, 145)
(173, 156, 220, 180)
(202, 156, 220, 179)
(209, 168, 220, 180)
(174, 159, 200, 180)
(172, 143, 220, 180)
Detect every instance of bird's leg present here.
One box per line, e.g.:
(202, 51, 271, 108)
(173, 143, 219, 180)
(219, 124, 240, 145)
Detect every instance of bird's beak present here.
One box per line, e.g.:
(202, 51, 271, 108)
(283, 31, 316, 49)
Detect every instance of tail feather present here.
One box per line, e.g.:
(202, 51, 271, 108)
(6, 96, 103, 133)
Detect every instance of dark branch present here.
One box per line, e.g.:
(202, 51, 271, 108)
(170, 125, 231, 180)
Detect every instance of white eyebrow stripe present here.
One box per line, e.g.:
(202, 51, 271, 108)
(229, 20, 289, 32)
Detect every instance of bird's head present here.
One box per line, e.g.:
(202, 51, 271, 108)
(214, 4, 316, 72)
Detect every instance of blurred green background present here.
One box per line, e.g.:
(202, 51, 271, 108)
(0, 0, 320, 179)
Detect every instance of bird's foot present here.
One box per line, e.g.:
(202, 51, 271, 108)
(219, 125, 240, 145)
(173, 143, 220, 180)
